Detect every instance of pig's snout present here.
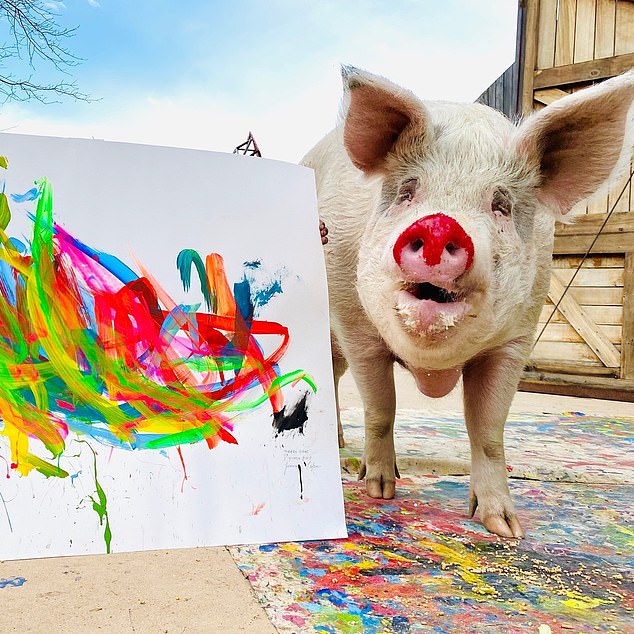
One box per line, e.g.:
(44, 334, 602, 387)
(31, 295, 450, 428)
(393, 214, 474, 284)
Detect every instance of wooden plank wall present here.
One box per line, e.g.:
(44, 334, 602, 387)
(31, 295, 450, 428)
(535, 256, 624, 375)
(476, 62, 521, 118)
(519, 0, 634, 397)
(529, 0, 634, 218)
(531, 0, 634, 218)
(534, 0, 634, 71)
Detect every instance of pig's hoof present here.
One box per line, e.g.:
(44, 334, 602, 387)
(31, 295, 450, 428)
(358, 461, 399, 499)
(482, 514, 525, 539)
(366, 477, 395, 499)
(469, 493, 525, 539)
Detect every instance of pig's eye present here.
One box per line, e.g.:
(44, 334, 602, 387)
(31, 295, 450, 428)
(397, 179, 418, 203)
(491, 189, 512, 218)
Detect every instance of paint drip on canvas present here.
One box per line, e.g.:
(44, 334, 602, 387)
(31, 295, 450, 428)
(0, 162, 315, 552)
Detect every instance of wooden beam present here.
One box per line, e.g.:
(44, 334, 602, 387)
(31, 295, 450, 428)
(621, 252, 634, 378)
(533, 52, 634, 89)
(519, 371, 634, 401)
(553, 213, 634, 253)
(536, 321, 622, 343)
(555, 212, 634, 236)
(554, 234, 634, 254)
(539, 303, 623, 326)
(546, 267, 623, 286)
(547, 272, 621, 368)
(521, 0, 540, 114)
(526, 359, 618, 376)
(534, 88, 570, 104)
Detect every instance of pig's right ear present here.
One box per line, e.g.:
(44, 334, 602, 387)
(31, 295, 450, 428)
(514, 70, 634, 215)
(341, 66, 429, 175)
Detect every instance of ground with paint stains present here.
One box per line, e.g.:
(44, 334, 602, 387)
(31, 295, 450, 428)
(230, 410, 634, 633)
(339, 408, 633, 484)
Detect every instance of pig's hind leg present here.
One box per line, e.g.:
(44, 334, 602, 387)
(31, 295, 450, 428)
(462, 341, 528, 539)
(331, 335, 348, 448)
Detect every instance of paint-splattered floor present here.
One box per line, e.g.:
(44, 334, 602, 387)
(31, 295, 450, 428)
(230, 409, 634, 633)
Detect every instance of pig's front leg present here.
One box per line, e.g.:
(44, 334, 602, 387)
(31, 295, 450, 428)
(351, 351, 399, 499)
(463, 341, 529, 538)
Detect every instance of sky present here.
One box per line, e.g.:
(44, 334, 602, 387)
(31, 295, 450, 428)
(0, 1, 519, 163)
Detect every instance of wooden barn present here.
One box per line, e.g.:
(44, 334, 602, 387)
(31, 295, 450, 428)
(478, 0, 634, 400)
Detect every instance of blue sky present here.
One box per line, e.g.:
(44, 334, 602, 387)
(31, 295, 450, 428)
(0, 1, 518, 162)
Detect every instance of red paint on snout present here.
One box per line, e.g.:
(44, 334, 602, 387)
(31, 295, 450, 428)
(393, 213, 474, 270)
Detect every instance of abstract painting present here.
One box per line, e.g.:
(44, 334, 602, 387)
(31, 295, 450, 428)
(0, 133, 346, 559)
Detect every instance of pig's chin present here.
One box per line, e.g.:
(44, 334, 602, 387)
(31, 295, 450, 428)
(394, 285, 472, 338)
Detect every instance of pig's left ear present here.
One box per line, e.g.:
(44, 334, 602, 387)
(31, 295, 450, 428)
(341, 66, 430, 175)
(515, 70, 634, 214)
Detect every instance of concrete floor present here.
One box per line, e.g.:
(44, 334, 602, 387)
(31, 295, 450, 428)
(2, 366, 633, 633)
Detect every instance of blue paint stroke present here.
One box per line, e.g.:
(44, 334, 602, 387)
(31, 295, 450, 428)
(234, 278, 254, 321)
(0, 577, 26, 588)
(244, 263, 285, 311)
(252, 279, 282, 308)
(11, 188, 39, 203)
(9, 237, 27, 253)
(54, 223, 138, 284)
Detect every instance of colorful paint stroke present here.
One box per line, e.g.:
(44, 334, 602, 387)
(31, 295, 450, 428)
(232, 474, 634, 634)
(0, 176, 314, 498)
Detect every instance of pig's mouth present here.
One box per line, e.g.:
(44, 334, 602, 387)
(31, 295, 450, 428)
(395, 282, 471, 336)
(406, 282, 459, 303)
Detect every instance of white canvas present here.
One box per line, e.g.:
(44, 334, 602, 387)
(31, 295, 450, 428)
(0, 133, 347, 559)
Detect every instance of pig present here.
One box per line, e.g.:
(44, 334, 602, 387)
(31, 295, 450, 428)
(302, 66, 634, 538)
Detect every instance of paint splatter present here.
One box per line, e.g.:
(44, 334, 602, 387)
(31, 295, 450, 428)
(273, 391, 310, 437)
(78, 441, 112, 553)
(0, 576, 26, 589)
(251, 502, 266, 516)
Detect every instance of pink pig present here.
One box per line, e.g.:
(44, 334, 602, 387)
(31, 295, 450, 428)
(302, 67, 634, 537)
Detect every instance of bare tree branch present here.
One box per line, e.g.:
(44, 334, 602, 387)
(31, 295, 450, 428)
(0, 0, 90, 103)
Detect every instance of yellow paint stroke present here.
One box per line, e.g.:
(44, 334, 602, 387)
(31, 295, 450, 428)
(560, 595, 612, 610)
(615, 524, 634, 546)
(415, 534, 497, 596)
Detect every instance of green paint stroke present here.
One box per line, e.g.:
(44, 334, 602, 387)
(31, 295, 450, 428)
(81, 441, 112, 554)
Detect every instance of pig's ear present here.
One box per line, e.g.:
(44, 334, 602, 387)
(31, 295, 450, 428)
(341, 66, 429, 175)
(515, 70, 634, 214)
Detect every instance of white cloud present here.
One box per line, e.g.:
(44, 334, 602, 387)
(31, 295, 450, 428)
(43, 1, 66, 10)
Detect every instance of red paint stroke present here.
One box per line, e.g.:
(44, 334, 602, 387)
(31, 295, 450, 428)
(176, 445, 188, 493)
